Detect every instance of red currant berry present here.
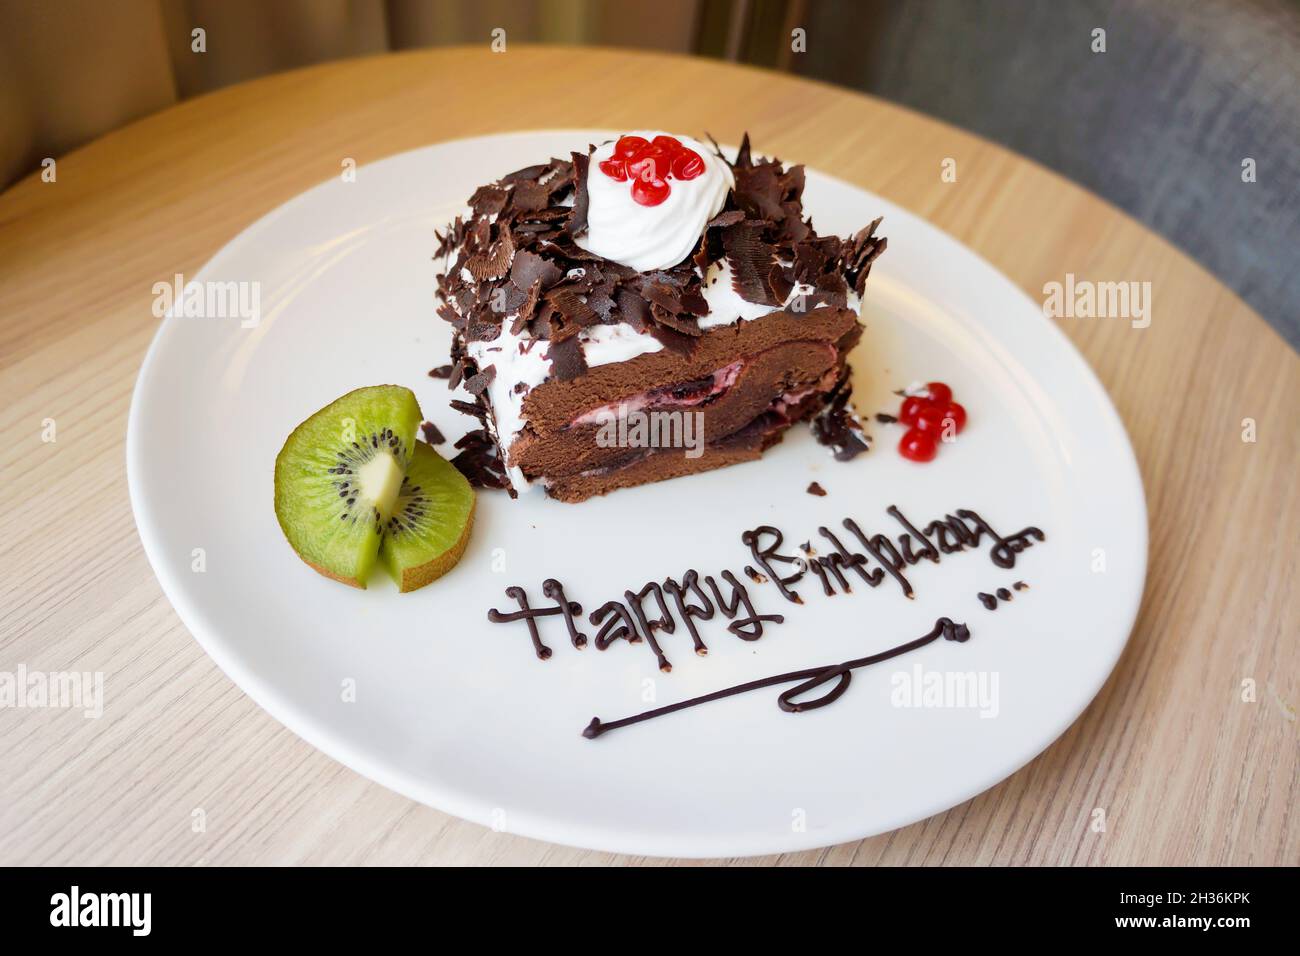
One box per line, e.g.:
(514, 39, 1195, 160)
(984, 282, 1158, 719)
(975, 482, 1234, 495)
(671, 149, 706, 180)
(912, 403, 948, 432)
(899, 428, 938, 462)
(614, 135, 649, 159)
(631, 176, 671, 206)
(943, 402, 967, 433)
(598, 158, 628, 181)
(899, 395, 928, 425)
(925, 381, 953, 405)
(651, 135, 682, 151)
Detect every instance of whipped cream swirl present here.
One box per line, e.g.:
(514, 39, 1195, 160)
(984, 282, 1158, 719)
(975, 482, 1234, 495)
(575, 131, 733, 272)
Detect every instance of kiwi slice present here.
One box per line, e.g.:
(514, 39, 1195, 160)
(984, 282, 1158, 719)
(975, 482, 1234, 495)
(274, 385, 422, 588)
(380, 441, 476, 593)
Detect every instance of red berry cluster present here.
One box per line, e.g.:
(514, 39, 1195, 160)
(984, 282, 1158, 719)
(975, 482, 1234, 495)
(896, 382, 966, 462)
(598, 135, 706, 207)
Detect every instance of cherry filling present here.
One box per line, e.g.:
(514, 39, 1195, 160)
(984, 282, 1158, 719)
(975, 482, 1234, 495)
(564, 358, 834, 441)
(569, 361, 744, 427)
(598, 134, 706, 207)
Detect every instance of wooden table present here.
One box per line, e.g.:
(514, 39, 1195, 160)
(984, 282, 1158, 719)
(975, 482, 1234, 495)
(1, 47, 1295, 866)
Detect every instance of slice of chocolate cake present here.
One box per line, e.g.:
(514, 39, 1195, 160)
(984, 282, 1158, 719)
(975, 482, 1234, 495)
(435, 131, 885, 502)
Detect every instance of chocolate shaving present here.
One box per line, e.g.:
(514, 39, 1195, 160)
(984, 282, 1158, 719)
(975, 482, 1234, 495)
(464, 364, 496, 397)
(706, 209, 745, 229)
(502, 163, 549, 184)
(642, 280, 686, 315)
(810, 373, 871, 461)
(793, 239, 830, 282)
(733, 133, 753, 169)
(494, 283, 527, 315)
(547, 335, 587, 381)
(587, 286, 616, 320)
(420, 421, 446, 445)
(469, 185, 508, 217)
(450, 428, 514, 497)
(780, 204, 811, 243)
(511, 180, 550, 212)
(433, 217, 466, 259)
(840, 217, 887, 297)
(649, 304, 702, 338)
(465, 312, 503, 343)
(806, 481, 827, 497)
(450, 398, 487, 421)
(565, 150, 590, 237)
(511, 278, 544, 335)
(767, 264, 794, 304)
(510, 250, 563, 292)
(546, 286, 600, 339)
(436, 303, 461, 328)
(793, 270, 848, 311)
(645, 322, 697, 355)
(722, 221, 779, 306)
(465, 228, 515, 282)
(428, 364, 452, 379)
(734, 162, 784, 222)
(616, 287, 650, 332)
(680, 288, 708, 316)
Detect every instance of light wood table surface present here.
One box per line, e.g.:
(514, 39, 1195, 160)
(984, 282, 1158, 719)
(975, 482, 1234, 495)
(1, 47, 1295, 866)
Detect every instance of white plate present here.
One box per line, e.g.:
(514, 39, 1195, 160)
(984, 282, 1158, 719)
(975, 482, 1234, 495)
(128, 130, 1146, 858)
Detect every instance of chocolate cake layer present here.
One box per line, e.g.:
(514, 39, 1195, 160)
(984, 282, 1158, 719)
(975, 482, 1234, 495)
(543, 413, 790, 503)
(509, 311, 860, 483)
(518, 305, 858, 435)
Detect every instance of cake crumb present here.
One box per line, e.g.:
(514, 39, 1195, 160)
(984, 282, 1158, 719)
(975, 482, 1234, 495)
(806, 481, 827, 497)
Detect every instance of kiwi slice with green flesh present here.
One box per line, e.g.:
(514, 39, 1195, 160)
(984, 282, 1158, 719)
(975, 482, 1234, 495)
(275, 385, 422, 588)
(380, 441, 476, 593)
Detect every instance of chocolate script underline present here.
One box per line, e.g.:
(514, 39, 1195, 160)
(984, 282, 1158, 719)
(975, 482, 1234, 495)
(582, 616, 971, 739)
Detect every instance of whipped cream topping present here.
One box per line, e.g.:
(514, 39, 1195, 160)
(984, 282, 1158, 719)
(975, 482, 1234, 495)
(698, 258, 823, 330)
(575, 132, 733, 272)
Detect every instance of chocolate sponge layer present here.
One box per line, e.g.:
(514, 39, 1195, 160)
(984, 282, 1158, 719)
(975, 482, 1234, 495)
(507, 306, 861, 499)
(542, 413, 793, 504)
(517, 305, 858, 436)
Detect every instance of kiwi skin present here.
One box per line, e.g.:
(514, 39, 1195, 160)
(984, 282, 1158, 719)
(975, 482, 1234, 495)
(302, 556, 367, 590)
(393, 497, 476, 593)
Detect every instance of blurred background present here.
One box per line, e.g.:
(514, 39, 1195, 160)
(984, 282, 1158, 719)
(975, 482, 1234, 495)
(1, 0, 1297, 344)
